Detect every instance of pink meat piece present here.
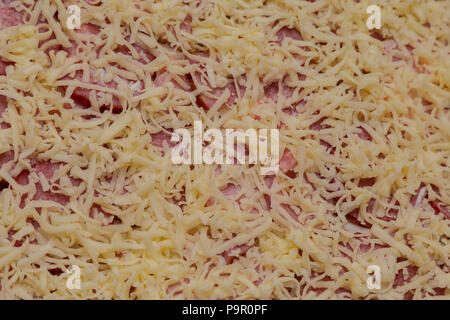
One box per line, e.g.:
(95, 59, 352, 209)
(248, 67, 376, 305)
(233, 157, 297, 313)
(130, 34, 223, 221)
(26, 217, 40, 230)
(253, 276, 263, 287)
(345, 187, 376, 228)
(180, 15, 192, 34)
(430, 200, 450, 220)
(205, 197, 215, 207)
(393, 259, 418, 289)
(150, 131, 175, 148)
(220, 183, 240, 197)
(33, 183, 69, 205)
(188, 52, 244, 110)
(38, 31, 63, 56)
(318, 139, 336, 155)
(64, 69, 123, 113)
(279, 149, 296, 172)
(410, 183, 427, 208)
(358, 177, 376, 187)
(32, 161, 60, 180)
(382, 39, 424, 72)
(307, 118, 337, 154)
(196, 77, 243, 110)
(0, 150, 15, 189)
(383, 39, 398, 52)
(340, 237, 387, 259)
(15, 161, 72, 206)
(309, 117, 329, 131)
(154, 72, 169, 87)
(281, 203, 299, 222)
(346, 208, 372, 228)
(373, 196, 400, 223)
(222, 243, 251, 264)
(63, 24, 124, 111)
(359, 242, 387, 254)
(345, 197, 376, 229)
(263, 194, 271, 210)
(275, 27, 303, 45)
(187, 51, 210, 64)
(154, 72, 185, 90)
(263, 80, 305, 114)
(264, 175, 274, 189)
(0, 59, 11, 75)
(358, 126, 372, 141)
(166, 278, 189, 296)
(7, 229, 38, 247)
(367, 198, 376, 213)
(264, 81, 295, 103)
(169, 14, 192, 39)
(0, 4, 23, 29)
(0, 94, 7, 118)
(64, 25, 151, 112)
(65, 23, 101, 58)
(30, 162, 69, 205)
(85, 0, 102, 6)
(76, 22, 101, 35)
(0, 150, 14, 169)
(115, 38, 155, 64)
(14, 169, 29, 186)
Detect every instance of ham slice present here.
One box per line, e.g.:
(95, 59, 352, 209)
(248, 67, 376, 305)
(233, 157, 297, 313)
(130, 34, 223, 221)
(264, 81, 294, 102)
(275, 27, 303, 45)
(15, 160, 74, 207)
(220, 183, 240, 197)
(0, 94, 7, 118)
(166, 278, 189, 296)
(0, 150, 14, 169)
(180, 15, 192, 34)
(85, 0, 102, 6)
(114, 38, 155, 65)
(309, 117, 329, 131)
(382, 39, 424, 72)
(430, 200, 450, 220)
(65, 69, 122, 113)
(0, 151, 14, 190)
(346, 208, 372, 228)
(383, 39, 398, 52)
(0, 3, 23, 30)
(150, 130, 175, 148)
(222, 243, 251, 264)
(0, 59, 11, 75)
(358, 177, 376, 187)
(358, 126, 372, 141)
(393, 258, 418, 289)
(195, 77, 244, 110)
(410, 184, 427, 208)
(281, 203, 299, 222)
(279, 149, 296, 172)
(154, 71, 189, 90)
(7, 229, 37, 247)
(62, 25, 152, 113)
(189, 53, 244, 110)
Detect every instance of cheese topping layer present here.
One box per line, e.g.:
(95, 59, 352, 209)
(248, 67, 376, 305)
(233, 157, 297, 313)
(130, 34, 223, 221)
(0, 0, 449, 299)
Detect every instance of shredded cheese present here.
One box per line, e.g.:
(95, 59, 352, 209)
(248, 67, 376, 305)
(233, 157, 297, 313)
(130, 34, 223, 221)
(0, 0, 448, 300)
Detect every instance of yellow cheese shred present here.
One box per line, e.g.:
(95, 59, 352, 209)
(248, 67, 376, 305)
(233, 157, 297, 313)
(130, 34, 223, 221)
(0, 0, 448, 299)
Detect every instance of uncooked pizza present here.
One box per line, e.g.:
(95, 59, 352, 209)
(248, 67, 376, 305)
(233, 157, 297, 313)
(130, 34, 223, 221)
(0, 0, 449, 299)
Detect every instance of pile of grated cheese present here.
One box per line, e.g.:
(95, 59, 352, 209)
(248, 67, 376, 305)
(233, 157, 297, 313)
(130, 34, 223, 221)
(0, 0, 448, 299)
